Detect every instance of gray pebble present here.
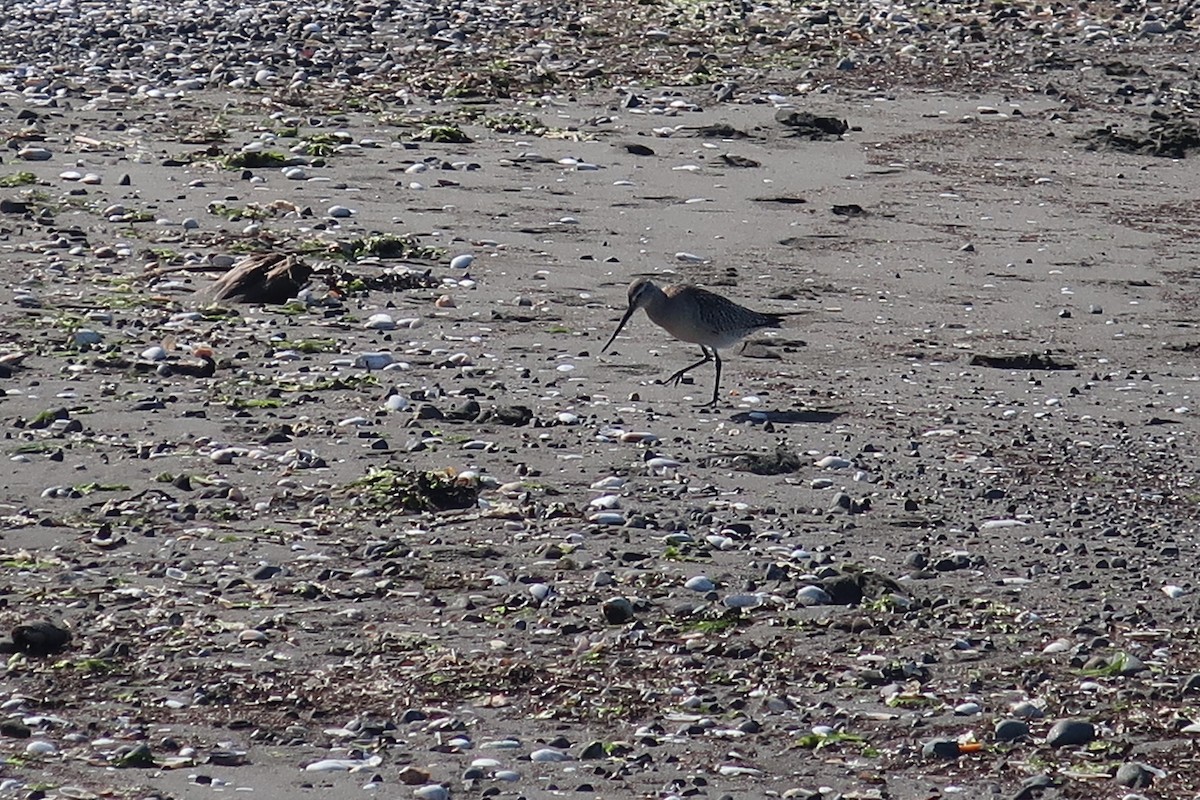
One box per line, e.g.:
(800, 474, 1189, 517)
(413, 786, 448, 800)
(795, 585, 831, 606)
(1114, 652, 1147, 675)
(1010, 701, 1044, 719)
(1045, 718, 1095, 747)
(994, 719, 1029, 742)
(601, 597, 634, 624)
(1115, 762, 1156, 789)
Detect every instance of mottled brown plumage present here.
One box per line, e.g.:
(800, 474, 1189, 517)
(602, 278, 785, 405)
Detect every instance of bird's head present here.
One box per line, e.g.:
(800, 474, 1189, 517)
(602, 278, 658, 353)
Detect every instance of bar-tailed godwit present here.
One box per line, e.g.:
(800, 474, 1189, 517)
(601, 277, 784, 405)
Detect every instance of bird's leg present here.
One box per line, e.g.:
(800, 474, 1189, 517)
(664, 347, 713, 387)
(707, 349, 723, 406)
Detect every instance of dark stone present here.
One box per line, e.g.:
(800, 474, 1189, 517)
(1045, 718, 1095, 747)
(579, 741, 606, 760)
(921, 738, 961, 759)
(12, 621, 72, 655)
(601, 597, 635, 624)
(0, 720, 31, 738)
(994, 719, 1029, 742)
(619, 142, 654, 156)
(1115, 761, 1155, 789)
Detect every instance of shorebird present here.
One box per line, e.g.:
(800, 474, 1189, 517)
(601, 277, 784, 406)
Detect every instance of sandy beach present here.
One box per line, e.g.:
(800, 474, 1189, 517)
(3, 1, 1200, 798)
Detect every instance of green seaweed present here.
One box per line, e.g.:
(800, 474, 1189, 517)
(219, 150, 292, 169)
(348, 467, 480, 513)
(0, 171, 38, 187)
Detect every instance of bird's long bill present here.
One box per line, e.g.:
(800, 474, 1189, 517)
(602, 306, 637, 353)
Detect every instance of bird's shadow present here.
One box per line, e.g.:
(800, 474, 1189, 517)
(729, 408, 845, 425)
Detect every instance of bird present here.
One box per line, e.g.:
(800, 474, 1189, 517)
(601, 277, 785, 406)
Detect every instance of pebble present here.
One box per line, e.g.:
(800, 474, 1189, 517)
(328, 205, 354, 218)
(355, 352, 394, 370)
(412, 785, 449, 800)
(305, 758, 363, 772)
(1115, 762, 1158, 789)
(480, 738, 522, 749)
(994, 719, 1030, 742)
(590, 477, 625, 490)
(685, 576, 715, 592)
(18, 146, 51, 161)
(816, 455, 852, 469)
(528, 748, 572, 762)
(921, 739, 960, 759)
(601, 597, 635, 624)
(365, 313, 397, 330)
(450, 254, 475, 270)
(1045, 718, 1096, 747)
(723, 593, 763, 609)
(795, 585, 831, 606)
(25, 740, 57, 756)
(645, 453, 681, 472)
(72, 329, 103, 347)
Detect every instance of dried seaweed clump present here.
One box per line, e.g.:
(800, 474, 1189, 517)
(348, 467, 480, 513)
